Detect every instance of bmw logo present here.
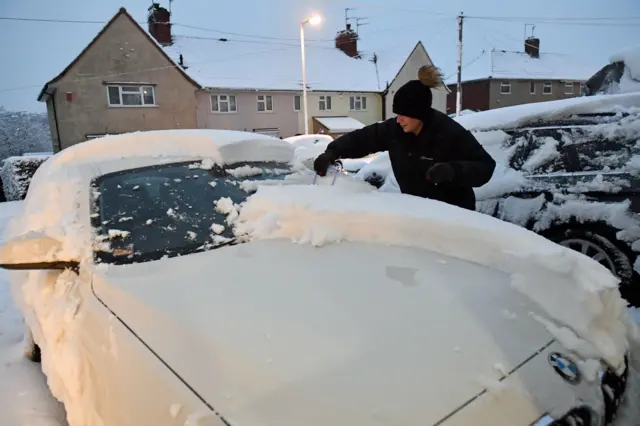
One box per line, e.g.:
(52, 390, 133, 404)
(548, 352, 581, 384)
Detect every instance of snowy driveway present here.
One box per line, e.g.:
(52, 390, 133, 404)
(0, 201, 67, 426)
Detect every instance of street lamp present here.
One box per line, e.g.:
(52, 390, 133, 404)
(300, 13, 322, 135)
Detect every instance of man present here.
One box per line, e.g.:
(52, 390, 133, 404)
(313, 66, 496, 211)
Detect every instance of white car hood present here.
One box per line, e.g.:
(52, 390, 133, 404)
(92, 240, 556, 426)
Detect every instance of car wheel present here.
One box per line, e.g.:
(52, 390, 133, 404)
(23, 324, 41, 363)
(544, 227, 638, 306)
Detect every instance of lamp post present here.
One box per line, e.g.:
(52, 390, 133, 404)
(300, 14, 322, 135)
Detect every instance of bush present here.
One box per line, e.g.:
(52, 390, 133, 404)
(0, 155, 51, 201)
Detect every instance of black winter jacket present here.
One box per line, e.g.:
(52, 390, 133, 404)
(325, 109, 496, 210)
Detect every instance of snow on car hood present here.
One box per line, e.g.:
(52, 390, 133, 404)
(232, 184, 636, 371)
(93, 239, 560, 426)
(454, 92, 640, 132)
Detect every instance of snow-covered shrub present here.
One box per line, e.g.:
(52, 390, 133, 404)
(0, 106, 53, 162)
(0, 155, 51, 201)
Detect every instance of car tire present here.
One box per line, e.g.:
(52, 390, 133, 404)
(543, 226, 639, 306)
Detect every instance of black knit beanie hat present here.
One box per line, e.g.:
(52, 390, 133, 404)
(392, 80, 433, 120)
(392, 65, 443, 121)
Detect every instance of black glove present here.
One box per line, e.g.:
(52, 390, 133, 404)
(313, 151, 337, 176)
(426, 162, 454, 184)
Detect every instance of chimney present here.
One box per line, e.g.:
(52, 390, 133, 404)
(335, 23, 360, 58)
(147, 2, 172, 46)
(525, 37, 540, 58)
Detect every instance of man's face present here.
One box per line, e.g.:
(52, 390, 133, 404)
(396, 115, 423, 133)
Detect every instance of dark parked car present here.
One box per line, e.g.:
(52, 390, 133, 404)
(348, 93, 640, 306)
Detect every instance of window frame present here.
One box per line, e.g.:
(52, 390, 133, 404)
(500, 81, 511, 95)
(318, 95, 332, 111)
(529, 81, 536, 95)
(257, 94, 274, 113)
(543, 82, 553, 95)
(349, 95, 367, 111)
(293, 95, 301, 112)
(564, 82, 574, 95)
(211, 94, 237, 113)
(106, 84, 156, 107)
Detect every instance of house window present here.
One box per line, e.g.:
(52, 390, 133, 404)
(293, 95, 301, 111)
(530, 81, 536, 94)
(543, 82, 553, 95)
(257, 95, 273, 112)
(319, 95, 332, 111)
(500, 81, 511, 95)
(349, 96, 367, 111)
(211, 94, 237, 113)
(565, 82, 574, 95)
(107, 85, 155, 106)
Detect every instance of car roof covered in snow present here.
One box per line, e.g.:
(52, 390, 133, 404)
(44, 129, 295, 169)
(6, 129, 295, 257)
(454, 92, 640, 132)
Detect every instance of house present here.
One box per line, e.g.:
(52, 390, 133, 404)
(38, 4, 446, 150)
(159, 19, 384, 139)
(445, 37, 600, 114)
(37, 7, 200, 151)
(377, 41, 449, 119)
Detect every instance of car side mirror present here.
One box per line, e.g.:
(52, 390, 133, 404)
(0, 232, 80, 271)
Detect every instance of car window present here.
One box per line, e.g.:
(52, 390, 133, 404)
(505, 117, 639, 175)
(91, 160, 291, 265)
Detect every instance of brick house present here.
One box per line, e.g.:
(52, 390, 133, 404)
(446, 37, 600, 114)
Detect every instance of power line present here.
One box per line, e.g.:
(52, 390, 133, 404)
(0, 16, 106, 24)
(465, 16, 640, 27)
(0, 44, 302, 94)
(465, 15, 640, 22)
(174, 34, 375, 55)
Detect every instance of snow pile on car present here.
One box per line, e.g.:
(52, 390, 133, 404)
(455, 92, 640, 132)
(233, 184, 638, 372)
(609, 44, 640, 94)
(4, 129, 295, 261)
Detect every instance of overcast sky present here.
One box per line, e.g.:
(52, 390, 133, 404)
(1, 0, 638, 112)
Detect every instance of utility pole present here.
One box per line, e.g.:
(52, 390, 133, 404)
(456, 12, 464, 117)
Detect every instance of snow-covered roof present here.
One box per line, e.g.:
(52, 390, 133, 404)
(314, 116, 365, 133)
(447, 49, 600, 85)
(162, 36, 382, 92)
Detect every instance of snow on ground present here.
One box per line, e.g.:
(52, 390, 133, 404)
(0, 200, 67, 426)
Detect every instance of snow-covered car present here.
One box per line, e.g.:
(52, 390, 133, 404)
(351, 92, 640, 306)
(0, 129, 636, 426)
(584, 44, 639, 96)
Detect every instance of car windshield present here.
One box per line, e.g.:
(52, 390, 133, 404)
(91, 160, 292, 265)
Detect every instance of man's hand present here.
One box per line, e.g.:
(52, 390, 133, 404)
(426, 163, 455, 184)
(313, 151, 337, 176)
